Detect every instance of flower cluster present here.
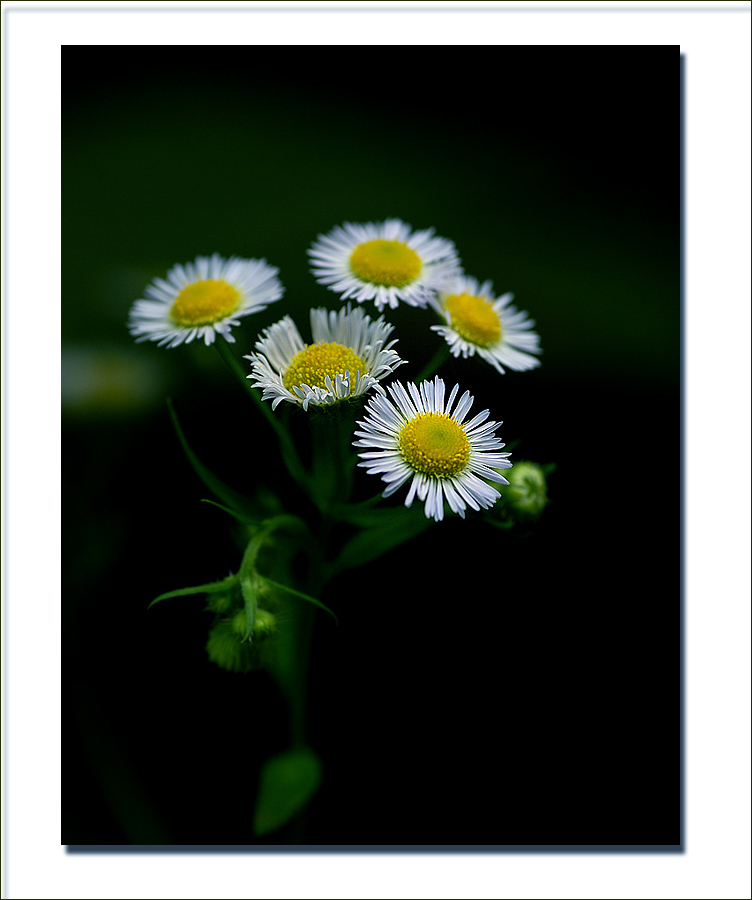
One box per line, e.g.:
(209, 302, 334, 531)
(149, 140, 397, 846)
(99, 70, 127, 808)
(130, 219, 551, 841)
(128, 218, 543, 522)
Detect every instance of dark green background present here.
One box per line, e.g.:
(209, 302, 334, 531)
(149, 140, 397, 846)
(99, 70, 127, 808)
(63, 45, 679, 847)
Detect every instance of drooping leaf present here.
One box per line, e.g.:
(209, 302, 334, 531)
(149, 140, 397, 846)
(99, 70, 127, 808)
(253, 748, 322, 836)
(263, 577, 338, 625)
(148, 573, 237, 609)
(200, 498, 259, 527)
(329, 507, 432, 576)
(167, 399, 258, 520)
(333, 498, 425, 529)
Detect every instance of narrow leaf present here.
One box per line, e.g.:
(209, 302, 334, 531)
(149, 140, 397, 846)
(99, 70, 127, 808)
(253, 748, 322, 836)
(262, 577, 338, 625)
(333, 499, 425, 529)
(167, 399, 257, 519)
(329, 510, 432, 576)
(148, 574, 237, 609)
(200, 498, 258, 527)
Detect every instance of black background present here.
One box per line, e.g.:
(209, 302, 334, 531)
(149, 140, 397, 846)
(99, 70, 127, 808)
(63, 43, 679, 847)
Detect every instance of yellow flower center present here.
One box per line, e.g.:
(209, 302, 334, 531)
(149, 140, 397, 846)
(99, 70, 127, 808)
(398, 412, 471, 478)
(444, 292, 501, 347)
(349, 239, 422, 288)
(170, 279, 241, 327)
(283, 341, 369, 393)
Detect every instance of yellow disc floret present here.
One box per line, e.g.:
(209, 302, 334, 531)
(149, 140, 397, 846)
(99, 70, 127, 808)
(398, 412, 471, 478)
(283, 341, 369, 393)
(444, 292, 501, 347)
(170, 280, 241, 327)
(349, 239, 422, 288)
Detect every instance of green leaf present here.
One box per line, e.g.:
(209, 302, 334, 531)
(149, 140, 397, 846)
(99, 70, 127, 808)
(200, 498, 258, 527)
(262, 577, 338, 625)
(167, 399, 258, 520)
(253, 748, 322, 836)
(148, 573, 237, 609)
(329, 507, 432, 576)
(335, 502, 434, 530)
(331, 495, 399, 528)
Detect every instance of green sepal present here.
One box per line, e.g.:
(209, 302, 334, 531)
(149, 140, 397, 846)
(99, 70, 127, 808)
(252, 748, 322, 836)
(167, 399, 258, 521)
(328, 506, 432, 577)
(263, 576, 338, 625)
(148, 573, 238, 609)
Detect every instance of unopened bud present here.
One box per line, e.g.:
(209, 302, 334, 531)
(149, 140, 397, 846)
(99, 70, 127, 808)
(253, 608, 277, 636)
(230, 609, 250, 637)
(503, 461, 548, 520)
(206, 619, 255, 673)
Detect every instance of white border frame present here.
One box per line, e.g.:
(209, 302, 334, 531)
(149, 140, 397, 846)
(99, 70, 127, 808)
(3, 2, 750, 899)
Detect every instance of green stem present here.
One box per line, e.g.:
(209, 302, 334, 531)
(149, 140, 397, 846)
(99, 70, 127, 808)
(214, 336, 310, 491)
(238, 515, 307, 639)
(289, 602, 316, 751)
(414, 343, 450, 383)
(284, 408, 353, 841)
(240, 515, 304, 575)
(308, 405, 358, 515)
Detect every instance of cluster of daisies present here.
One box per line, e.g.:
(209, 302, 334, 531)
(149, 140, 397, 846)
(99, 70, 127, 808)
(128, 219, 542, 522)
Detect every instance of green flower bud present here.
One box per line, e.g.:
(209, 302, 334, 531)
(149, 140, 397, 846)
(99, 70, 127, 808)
(230, 605, 276, 639)
(230, 608, 250, 637)
(253, 608, 277, 637)
(503, 461, 548, 521)
(206, 619, 256, 674)
(207, 608, 280, 673)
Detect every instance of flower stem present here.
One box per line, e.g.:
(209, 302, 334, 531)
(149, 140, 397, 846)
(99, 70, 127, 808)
(214, 336, 310, 491)
(283, 409, 353, 842)
(414, 343, 450, 383)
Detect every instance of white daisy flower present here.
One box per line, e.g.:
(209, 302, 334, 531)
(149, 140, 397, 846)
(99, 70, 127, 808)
(308, 218, 462, 311)
(429, 275, 541, 374)
(128, 253, 284, 348)
(245, 304, 405, 411)
(354, 375, 512, 522)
